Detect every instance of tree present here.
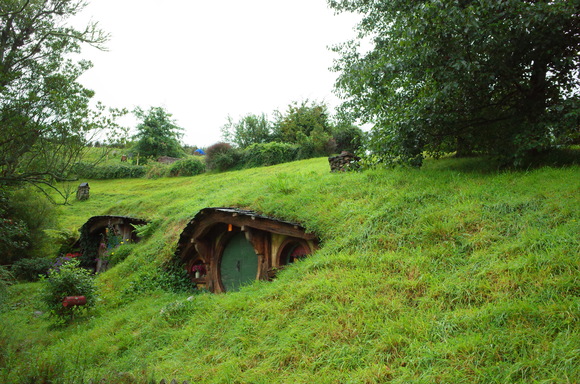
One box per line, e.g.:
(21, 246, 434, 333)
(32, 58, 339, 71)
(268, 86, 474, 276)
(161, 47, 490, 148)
(133, 106, 184, 159)
(273, 100, 332, 142)
(0, 0, 124, 198)
(331, 113, 365, 153)
(273, 100, 336, 156)
(204, 142, 241, 172)
(221, 113, 272, 149)
(329, 0, 580, 166)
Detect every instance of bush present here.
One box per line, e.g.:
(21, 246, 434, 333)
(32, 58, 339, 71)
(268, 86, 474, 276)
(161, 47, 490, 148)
(71, 162, 146, 179)
(296, 138, 316, 160)
(0, 212, 29, 265)
(40, 258, 96, 321)
(122, 261, 195, 297)
(50, 229, 79, 257)
(205, 142, 242, 172)
(0, 188, 57, 264)
(332, 124, 364, 153)
(211, 151, 241, 172)
(169, 157, 206, 176)
(69, 161, 94, 177)
(132, 220, 160, 239)
(242, 142, 299, 168)
(0, 266, 14, 311)
(11, 258, 53, 281)
(107, 242, 136, 266)
(295, 129, 336, 160)
(145, 162, 170, 179)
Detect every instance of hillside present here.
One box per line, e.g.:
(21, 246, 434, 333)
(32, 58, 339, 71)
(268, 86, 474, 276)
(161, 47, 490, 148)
(1, 157, 579, 383)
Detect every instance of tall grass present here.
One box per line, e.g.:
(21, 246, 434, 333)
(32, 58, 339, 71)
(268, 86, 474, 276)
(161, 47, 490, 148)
(1, 156, 578, 383)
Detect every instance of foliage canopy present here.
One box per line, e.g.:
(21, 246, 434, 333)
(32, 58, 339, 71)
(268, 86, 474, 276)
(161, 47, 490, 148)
(273, 100, 333, 143)
(273, 100, 336, 157)
(0, 0, 124, 195)
(0, 188, 56, 265)
(330, 0, 580, 166)
(169, 157, 206, 177)
(220, 101, 364, 162)
(133, 106, 185, 159)
(204, 142, 241, 172)
(221, 113, 272, 149)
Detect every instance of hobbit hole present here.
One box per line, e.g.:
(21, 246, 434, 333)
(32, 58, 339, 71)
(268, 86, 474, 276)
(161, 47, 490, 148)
(77, 215, 148, 272)
(175, 208, 319, 293)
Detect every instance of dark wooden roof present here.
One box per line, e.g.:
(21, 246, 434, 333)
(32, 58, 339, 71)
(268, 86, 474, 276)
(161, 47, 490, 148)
(79, 215, 148, 234)
(175, 207, 317, 256)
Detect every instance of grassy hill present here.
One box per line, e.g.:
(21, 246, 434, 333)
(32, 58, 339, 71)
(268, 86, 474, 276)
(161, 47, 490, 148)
(1, 156, 579, 383)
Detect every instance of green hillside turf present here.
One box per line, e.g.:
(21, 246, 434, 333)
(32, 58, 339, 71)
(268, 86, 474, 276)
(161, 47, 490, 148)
(1, 156, 579, 383)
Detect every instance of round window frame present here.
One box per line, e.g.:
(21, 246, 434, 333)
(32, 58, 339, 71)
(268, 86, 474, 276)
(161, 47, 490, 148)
(277, 238, 312, 268)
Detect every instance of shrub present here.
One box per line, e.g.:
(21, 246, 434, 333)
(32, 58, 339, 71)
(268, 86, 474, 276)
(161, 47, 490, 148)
(132, 220, 160, 239)
(145, 162, 170, 179)
(121, 263, 194, 297)
(296, 138, 316, 160)
(211, 151, 241, 172)
(332, 124, 365, 153)
(0, 188, 57, 264)
(107, 242, 136, 266)
(295, 130, 336, 160)
(0, 213, 29, 265)
(0, 266, 14, 311)
(169, 157, 206, 176)
(205, 142, 242, 172)
(242, 142, 299, 168)
(11, 258, 53, 281)
(71, 162, 146, 179)
(40, 258, 96, 321)
(68, 161, 93, 177)
(50, 229, 79, 257)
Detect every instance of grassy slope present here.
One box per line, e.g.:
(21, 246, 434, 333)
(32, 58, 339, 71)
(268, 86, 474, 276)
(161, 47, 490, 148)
(1, 157, 579, 383)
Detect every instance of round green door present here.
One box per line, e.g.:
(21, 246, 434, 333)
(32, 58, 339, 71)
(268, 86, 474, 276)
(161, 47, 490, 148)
(220, 232, 258, 292)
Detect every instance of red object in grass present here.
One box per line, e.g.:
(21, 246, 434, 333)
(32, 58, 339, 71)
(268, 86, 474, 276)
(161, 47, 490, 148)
(62, 296, 87, 307)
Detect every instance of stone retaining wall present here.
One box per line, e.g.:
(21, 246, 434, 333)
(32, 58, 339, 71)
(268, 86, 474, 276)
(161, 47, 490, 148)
(328, 151, 361, 172)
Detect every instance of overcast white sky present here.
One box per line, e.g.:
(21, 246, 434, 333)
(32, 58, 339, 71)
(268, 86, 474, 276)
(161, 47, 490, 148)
(75, 0, 361, 147)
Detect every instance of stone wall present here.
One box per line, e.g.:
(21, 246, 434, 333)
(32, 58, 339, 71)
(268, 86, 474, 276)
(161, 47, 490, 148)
(328, 151, 361, 172)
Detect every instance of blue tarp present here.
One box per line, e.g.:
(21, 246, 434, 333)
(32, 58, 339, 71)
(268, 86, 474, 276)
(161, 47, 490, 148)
(194, 149, 206, 155)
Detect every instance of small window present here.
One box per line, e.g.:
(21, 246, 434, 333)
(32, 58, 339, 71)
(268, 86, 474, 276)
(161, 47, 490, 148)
(279, 241, 310, 266)
(190, 260, 207, 279)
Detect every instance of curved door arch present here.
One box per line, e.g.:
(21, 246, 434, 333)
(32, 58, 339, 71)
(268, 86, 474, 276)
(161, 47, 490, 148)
(220, 232, 258, 292)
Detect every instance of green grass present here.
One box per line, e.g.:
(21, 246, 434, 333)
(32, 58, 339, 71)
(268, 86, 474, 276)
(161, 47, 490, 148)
(80, 146, 132, 166)
(1, 156, 579, 383)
